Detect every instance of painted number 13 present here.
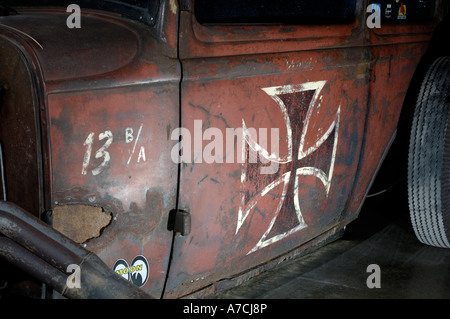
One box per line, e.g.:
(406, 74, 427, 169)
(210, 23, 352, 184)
(81, 130, 113, 176)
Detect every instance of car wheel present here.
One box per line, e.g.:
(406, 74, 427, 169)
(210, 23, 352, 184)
(408, 56, 450, 248)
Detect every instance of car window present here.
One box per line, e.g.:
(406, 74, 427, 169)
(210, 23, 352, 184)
(194, 0, 357, 25)
(0, 0, 160, 25)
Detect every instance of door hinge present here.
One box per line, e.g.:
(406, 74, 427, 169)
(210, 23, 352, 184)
(168, 209, 191, 236)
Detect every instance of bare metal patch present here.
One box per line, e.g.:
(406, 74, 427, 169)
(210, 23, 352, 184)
(53, 205, 112, 244)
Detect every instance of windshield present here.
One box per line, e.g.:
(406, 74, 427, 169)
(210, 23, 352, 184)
(0, 0, 160, 25)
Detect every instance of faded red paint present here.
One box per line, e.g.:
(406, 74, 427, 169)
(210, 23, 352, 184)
(166, 3, 439, 298)
(0, 1, 180, 298)
(0, 0, 443, 298)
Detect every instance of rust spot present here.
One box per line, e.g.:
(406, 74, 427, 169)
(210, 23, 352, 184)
(118, 189, 164, 237)
(53, 204, 112, 244)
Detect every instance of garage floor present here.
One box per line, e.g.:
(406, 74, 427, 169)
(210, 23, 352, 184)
(213, 186, 450, 299)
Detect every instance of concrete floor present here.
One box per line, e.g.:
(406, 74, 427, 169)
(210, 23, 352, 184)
(213, 191, 450, 299)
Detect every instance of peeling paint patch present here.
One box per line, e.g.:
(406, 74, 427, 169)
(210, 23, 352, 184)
(53, 204, 112, 243)
(169, 0, 177, 14)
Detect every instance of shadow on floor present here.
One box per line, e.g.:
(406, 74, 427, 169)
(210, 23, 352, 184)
(214, 187, 450, 299)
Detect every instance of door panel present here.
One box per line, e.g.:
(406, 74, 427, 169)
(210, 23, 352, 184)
(165, 3, 370, 297)
(28, 6, 181, 298)
(48, 84, 179, 298)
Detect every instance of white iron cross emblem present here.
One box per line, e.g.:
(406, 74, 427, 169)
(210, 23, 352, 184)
(237, 80, 340, 254)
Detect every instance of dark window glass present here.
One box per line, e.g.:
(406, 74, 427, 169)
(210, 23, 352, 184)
(376, 0, 435, 22)
(194, 0, 357, 25)
(0, 0, 160, 25)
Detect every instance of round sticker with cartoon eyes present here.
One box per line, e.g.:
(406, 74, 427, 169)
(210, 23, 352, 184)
(112, 255, 149, 287)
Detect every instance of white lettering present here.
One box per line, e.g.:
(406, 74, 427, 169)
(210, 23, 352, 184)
(92, 130, 113, 176)
(169, 120, 279, 174)
(366, 4, 381, 29)
(66, 264, 81, 289)
(81, 132, 94, 175)
(183, 303, 217, 316)
(125, 127, 134, 143)
(137, 146, 146, 163)
(366, 264, 381, 288)
(171, 127, 192, 164)
(203, 127, 223, 164)
(66, 4, 81, 29)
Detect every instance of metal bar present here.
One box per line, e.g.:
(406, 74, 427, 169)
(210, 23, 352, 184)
(0, 202, 84, 271)
(0, 201, 152, 298)
(0, 237, 68, 293)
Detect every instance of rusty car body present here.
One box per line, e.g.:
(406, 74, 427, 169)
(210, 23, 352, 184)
(0, 0, 448, 298)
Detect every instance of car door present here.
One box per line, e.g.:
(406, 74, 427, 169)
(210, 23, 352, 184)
(164, 0, 371, 298)
(1, 1, 182, 298)
(47, 6, 180, 299)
